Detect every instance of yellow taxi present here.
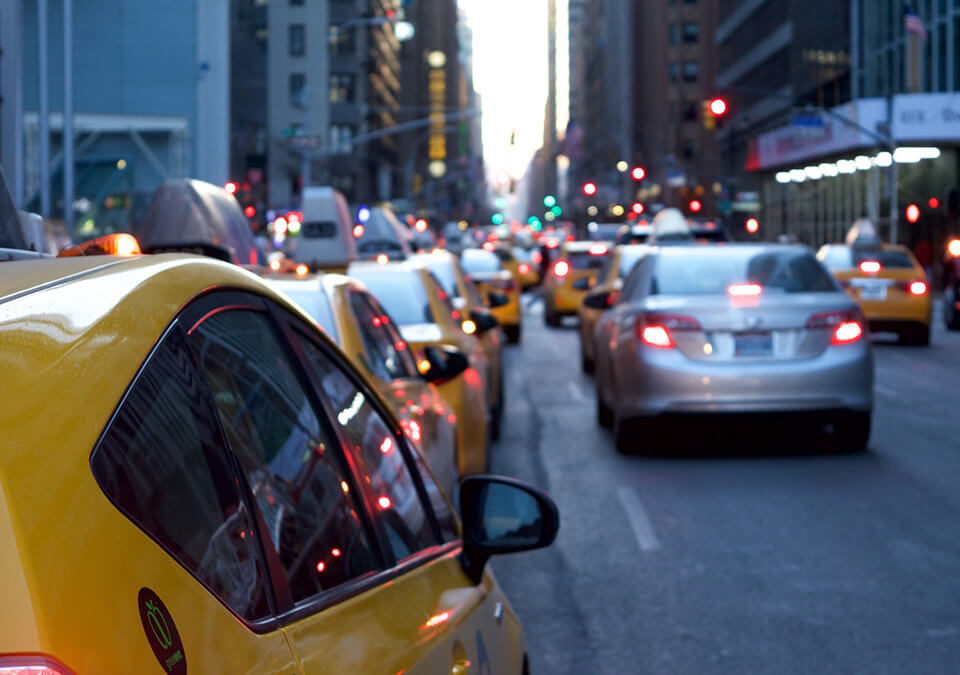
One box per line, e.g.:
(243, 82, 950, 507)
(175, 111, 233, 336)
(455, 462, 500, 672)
(818, 225, 932, 345)
(348, 260, 497, 474)
(409, 250, 506, 437)
(461, 247, 523, 343)
(512, 246, 542, 289)
(577, 244, 652, 372)
(542, 241, 612, 326)
(264, 273, 460, 497)
(0, 245, 558, 674)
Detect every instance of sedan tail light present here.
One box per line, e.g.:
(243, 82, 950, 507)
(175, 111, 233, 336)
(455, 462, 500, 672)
(518, 263, 531, 274)
(635, 313, 701, 349)
(902, 280, 928, 296)
(553, 260, 570, 278)
(806, 310, 865, 345)
(859, 260, 881, 274)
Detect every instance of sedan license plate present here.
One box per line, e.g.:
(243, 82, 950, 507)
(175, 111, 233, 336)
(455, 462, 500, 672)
(734, 332, 773, 357)
(859, 284, 887, 301)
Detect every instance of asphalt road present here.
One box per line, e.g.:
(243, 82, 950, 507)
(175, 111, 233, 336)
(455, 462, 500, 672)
(490, 295, 960, 675)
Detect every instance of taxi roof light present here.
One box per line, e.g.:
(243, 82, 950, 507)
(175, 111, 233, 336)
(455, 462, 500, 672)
(58, 233, 142, 258)
(588, 244, 608, 256)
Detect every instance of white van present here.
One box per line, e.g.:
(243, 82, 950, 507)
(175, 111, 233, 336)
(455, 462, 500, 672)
(292, 186, 358, 271)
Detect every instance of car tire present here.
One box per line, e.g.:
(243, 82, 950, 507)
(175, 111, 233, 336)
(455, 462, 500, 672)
(900, 324, 930, 346)
(833, 411, 871, 453)
(545, 309, 561, 327)
(505, 325, 521, 343)
(945, 286, 960, 330)
(581, 347, 595, 374)
(614, 415, 643, 455)
(596, 385, 614, 428)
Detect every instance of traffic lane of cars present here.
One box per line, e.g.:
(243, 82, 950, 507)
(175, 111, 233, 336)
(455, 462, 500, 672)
(492, 298, 960, 675)
(0, 252, 555, 674)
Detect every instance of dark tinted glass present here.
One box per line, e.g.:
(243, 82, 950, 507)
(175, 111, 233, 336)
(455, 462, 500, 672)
(91, 327, 271, 622)
(351, 269, 435, 325)
(652, 250, 838, 295)
(302, 221, 337, 238)
(569, 251, 609, 270)
(493, 249, 513, 262)
(349, 291, 416, 381)
(296, 337, 441, 562)
(190, 310, 379, 604)
(852, 249, 916, 269)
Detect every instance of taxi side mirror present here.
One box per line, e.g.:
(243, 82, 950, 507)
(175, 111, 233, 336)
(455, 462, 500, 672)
(458, 475, 560, 584)
(469, 308, 500, 334)
(421, 345, 470, 384)
(487, 291, 509, 308)
(583, 289, 617, 310)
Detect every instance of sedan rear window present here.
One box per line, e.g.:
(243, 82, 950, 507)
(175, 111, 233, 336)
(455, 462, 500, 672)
(652, 249, 838, 295)
(350, 270, 435, 325)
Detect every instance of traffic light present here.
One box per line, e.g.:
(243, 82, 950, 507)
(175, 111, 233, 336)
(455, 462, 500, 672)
(631, 202, 644, 215)
(631, 166, 646, 181)
(244, 205, 256, 218)
(702, 98, 728, 131)
(582, 182, 597, 196)
(745, 217, 759, 234)
(492, 213, 504, 225)
(928, 197, 940, 209)
(905, 203, 920, 224)
(689, 199, 702, 213)
(543, 195, 556, 208)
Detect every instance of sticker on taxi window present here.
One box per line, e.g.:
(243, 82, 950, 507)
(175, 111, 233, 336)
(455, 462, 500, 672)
(138, 587, 187, 674)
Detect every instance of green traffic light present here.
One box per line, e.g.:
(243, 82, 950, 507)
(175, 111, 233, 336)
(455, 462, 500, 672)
(550, 205, 562, 216)
(492, 213, 504, 225)
(543, 195, 556, 208)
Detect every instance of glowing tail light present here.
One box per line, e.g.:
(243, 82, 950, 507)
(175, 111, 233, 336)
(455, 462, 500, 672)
(907, 280, 928, 296)
(727, 283, 763, 297)
(552, 260, 569, 278)
(482, 241, 495, 251)
(518, 263, 531, 274)
(806, 311, 865, 345)
(635, 313, 701, 348)
(859, 260, 881, 274)
(948, 239, 960, 258)
(588, 244, 608, 256)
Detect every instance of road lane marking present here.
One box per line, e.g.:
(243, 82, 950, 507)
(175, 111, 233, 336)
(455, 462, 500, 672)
(566, 381, 587, 403)
(616, 487, 661, 552)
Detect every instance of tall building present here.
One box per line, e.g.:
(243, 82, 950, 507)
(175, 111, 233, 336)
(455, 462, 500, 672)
(15, 0, 229, 236)
(632, 0, 720, 214)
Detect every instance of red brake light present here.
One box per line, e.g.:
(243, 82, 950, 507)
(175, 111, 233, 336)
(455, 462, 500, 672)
(859, 260, 881, 274)
(353, 224, 365, 238)
(908, 280, 928, 296)
(635, 313, 701, 348)
(553, 260, 569, 277)
(545, 239, 559, 249)
(588, 244, 608, 256)
(806, 311, 864, 345)
(482, 241, 495, 251)
(727, 283, 762, 297)
(518, 263, 531, 274)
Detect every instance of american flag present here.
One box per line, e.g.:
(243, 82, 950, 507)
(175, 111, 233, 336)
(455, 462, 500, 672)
(904, 5, 927, 41)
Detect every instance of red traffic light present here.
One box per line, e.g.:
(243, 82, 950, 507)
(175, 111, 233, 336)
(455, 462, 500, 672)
(582, 182, 598, 196)
(631, 167, 646, 181)
(224, 181, 238, 194)
(631, 202, 644, 215)
(709, 98, 728, 116)
(928, 197, 940, 209)
(905, 203, 920, 223)
(244, 205, 256, 218)
(414, 218, 428, 232)
(689, 199, 703, 213)
(745, 217, 759, 234)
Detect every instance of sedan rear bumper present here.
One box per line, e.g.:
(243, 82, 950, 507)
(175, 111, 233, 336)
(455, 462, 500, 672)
(615, 342, 873, 419)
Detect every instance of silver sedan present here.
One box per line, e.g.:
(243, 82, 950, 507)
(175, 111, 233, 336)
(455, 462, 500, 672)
(593, 244, 874, 454)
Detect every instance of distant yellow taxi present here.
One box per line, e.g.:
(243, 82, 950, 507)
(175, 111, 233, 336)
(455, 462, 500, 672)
(348, 260, 497, 474)
(542, 241, 611, 326)
(577, 244, 652, 372)
(818, 239, 932, 345)
(265, 273, 460, 497)
(512, 246, 542, 288)
(0, 247, 557, 674)
(461, 247, 523, 343)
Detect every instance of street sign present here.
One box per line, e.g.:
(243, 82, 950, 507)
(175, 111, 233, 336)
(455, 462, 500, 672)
(289, 136, 323, 149)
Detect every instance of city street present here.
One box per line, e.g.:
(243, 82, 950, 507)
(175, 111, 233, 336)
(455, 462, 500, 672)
(491, 295, 960, 674)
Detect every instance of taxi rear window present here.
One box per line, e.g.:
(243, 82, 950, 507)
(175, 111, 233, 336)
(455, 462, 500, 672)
(461, 250, 502, 274)
(350, 270, 435, 325)
(853, 250, 915, 268)
(569, 251, 608, 270)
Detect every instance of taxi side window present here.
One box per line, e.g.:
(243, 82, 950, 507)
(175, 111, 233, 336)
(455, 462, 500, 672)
(91, 326, 272, 622)
(294, 335, 443, 562)
(348, 291, 416, 382)
(620, 259, 648, 301)
(364, 293, 420, 376)
(189, 309, 380, 605)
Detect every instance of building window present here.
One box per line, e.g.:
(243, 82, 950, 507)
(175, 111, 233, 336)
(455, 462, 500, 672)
(289, 73, 306, 107)
(670, 62, 680, 83)
(682, 61, 699, 82)
(683, 0, 697, 4)
(290, 0, 304, 5)
(682, 101, 697, 121)
(289, 24, 305, 57)
(683, 139, 695, 159)
(682, 21, 699, 44)
(330, 125, 355, 153)
(669, 23, 679, 45)
(329, 25, 355, 55)
(329, 74, 355, 103)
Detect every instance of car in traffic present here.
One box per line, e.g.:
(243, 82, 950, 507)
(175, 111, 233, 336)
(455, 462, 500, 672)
(461, 247, 523, 343)
(541, 240, 612, 326)
(0, 246, 559, 674)
(594, 244, 874, 454)
(290, 185, 359, 272)
(578, 244, 652, 372)
(512, 246, 542, 289)
(264, 273, 460, 498)
(348, 260, 497, 474)
(817, 229, 932, 345)
(943, 237, 960, 330)
(354, 206, 413, 261)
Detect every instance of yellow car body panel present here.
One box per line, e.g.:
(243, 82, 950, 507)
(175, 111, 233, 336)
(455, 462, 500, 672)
(0, 254, 523, 674)
(472, 270, 522, 330)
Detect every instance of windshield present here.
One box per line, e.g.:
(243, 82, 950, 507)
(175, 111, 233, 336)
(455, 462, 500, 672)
(461, 250, 502, 274)
(652, 248, 838, 295)
(348, 269, 434, 326)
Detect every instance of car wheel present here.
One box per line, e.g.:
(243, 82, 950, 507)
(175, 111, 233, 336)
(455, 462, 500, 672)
(581, 347, 595, 374)
(505, 325, 521, 343)
(946, 286, 960, 330)
(832, 411, 871, 453)
(596, 384, 614, 428)
(900, 324, 930, 346)
(545, 309, 560, 327)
